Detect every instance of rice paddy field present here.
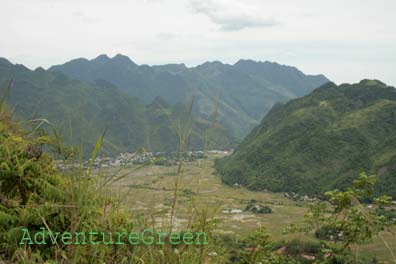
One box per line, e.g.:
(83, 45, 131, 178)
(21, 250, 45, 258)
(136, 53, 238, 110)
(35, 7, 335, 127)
(102, 154, 396, 263)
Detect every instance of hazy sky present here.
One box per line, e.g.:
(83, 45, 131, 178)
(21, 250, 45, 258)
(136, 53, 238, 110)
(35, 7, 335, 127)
(1, 0, 395, 85)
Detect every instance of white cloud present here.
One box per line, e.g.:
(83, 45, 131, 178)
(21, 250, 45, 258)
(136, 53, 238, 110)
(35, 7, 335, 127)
(189, 0, 278, 31)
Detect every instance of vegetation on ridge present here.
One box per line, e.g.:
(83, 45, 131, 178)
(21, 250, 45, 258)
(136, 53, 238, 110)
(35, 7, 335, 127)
(215, 80, 396, 197)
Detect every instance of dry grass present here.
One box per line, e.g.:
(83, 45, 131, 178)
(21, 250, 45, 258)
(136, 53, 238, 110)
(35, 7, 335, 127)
(100, 153, 396, 262)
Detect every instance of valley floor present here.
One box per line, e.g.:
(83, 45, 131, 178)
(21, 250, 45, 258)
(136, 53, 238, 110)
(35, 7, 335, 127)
(102, 154, 396, 263)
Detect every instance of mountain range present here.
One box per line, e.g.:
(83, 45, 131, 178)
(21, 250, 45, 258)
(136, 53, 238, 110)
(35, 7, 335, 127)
(49, 54, 329, 137)
(0, 58, 233, 155)
(0, 55, 328, 155)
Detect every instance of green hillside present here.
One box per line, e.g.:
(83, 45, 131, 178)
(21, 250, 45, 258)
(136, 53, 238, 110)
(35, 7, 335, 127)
(49, 55, 329, 137)
(0, 58, 234, 156)
(215, 80, 396, 197)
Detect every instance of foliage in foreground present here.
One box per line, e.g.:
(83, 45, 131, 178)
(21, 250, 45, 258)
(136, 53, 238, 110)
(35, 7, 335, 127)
(0, 108, 221, 263)
(285, 172, 396, 263)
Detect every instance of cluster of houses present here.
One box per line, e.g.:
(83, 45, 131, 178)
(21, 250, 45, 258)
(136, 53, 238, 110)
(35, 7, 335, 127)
(283, 192, 318, 202)
(55, 150, 231, 170)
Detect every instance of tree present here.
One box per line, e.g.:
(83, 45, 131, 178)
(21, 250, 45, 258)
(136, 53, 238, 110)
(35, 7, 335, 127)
(286, 172, 396, 263)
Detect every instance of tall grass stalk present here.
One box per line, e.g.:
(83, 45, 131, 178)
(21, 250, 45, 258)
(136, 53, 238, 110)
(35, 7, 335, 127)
(169, 96, 195, 233)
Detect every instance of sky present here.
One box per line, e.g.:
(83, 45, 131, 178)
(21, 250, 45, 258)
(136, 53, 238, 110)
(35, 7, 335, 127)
(0, 0, 395, 85)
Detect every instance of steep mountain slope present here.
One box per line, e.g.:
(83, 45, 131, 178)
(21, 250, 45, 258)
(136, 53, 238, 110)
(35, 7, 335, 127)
(144, 96, 233, 152)
(49, 54, 329, 137)
(0, 58, 234, 155)
(215, 80, 396, 197)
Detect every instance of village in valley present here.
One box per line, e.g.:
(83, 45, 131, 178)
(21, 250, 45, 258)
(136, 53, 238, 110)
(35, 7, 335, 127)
(55, 150, 232, 170)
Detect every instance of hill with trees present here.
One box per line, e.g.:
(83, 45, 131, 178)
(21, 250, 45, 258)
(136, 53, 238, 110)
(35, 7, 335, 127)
(215, 80, 396, 197)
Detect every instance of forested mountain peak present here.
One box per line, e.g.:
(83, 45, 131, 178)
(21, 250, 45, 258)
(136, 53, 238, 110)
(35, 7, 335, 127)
(215, 80, 396, 197)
